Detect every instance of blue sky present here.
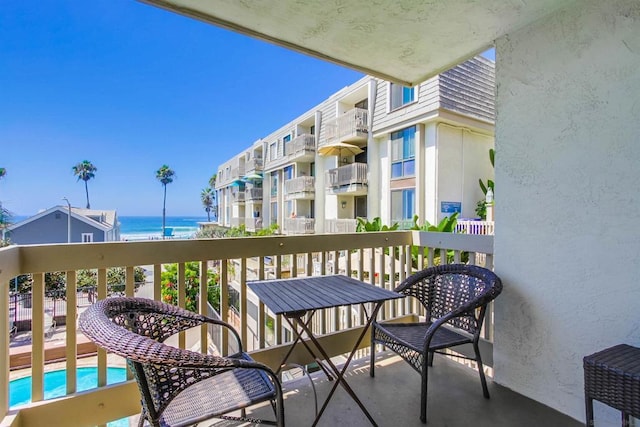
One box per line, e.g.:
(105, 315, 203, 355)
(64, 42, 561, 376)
(0, 1, 364, 216)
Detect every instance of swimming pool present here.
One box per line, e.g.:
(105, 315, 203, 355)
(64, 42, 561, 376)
(10, 367, 128, 426)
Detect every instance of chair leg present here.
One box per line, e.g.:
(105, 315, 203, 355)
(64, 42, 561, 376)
(427, 351, 434, 367)
(473, 341, 490, 398)
(421, 361, 428, 423)
(584, 395, 593, 427)
(370, 330, 376, 378)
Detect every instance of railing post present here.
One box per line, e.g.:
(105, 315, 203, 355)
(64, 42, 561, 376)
(31, 273, 45, 402)
(66, 270, 78, 395)
(1, 278, 9, 418)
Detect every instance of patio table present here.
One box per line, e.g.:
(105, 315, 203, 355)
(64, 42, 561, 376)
(248, 274, 402, 426)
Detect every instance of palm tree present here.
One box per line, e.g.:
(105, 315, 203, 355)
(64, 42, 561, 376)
(201, 188, 214, 222)
(0, 167, 6, 181)
(155, 165, 175, 239)
(72, 161, 97, 209)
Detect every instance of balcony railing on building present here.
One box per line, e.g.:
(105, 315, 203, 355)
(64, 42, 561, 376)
(265, 134, 316, 169)
(245, 188, 263, 201)
(325, 163, 368, 195)
(245, 157, 263, 174)
(285, 134, 315, 162)
(284, 176, 315, 200)
(230, 217, 245, 227)
(456, 220, 495, 235)
(231, 191, 245, 204)
(325, 218, 358, 233)
(284, 217, 315, 234)
(244, 217, 263, 232)
(231, 164, 246, 181)
(322, 108, 368, 146)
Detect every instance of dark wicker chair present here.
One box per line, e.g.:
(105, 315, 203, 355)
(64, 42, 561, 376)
(78, 297, 284, 427)
(370, 264, 502, 424)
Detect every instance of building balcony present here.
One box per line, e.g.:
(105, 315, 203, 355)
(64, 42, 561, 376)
(321, 107, 368, 146)
(230, 164, 246, 181)
(325, 218, 358, 233)
(284, 176, 315, 200)
(245, 188, 263, 201)
(244, 157, 263, 174)
(230, 217, 245, 227)
(285, 134, 316, 162)
(284, 217, 315, 234)
(244, 217, 263, 232)
(265, 134, 316, 169)
(0, 232, 578, 427)
(231, 191, 245, 204)
(325, 163, 368, 195)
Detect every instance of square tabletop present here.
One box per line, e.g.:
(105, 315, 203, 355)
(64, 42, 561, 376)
(247, 275, 403, 315)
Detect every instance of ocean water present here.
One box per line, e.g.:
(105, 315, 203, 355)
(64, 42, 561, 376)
(119, 216, 208, 241)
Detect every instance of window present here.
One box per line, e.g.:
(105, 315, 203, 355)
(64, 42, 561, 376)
(390, 83, 415, 110)
(391, 189, 415, 229)
(271, 171, 278, 197)
(391, 126, 416, 178)
(82, 233, 94, 243)
(283, 165, 293, 180)
(270, 202, 278, 225)
(355, 98, 368, 110)
(269, 142, 277, 161)
(283, 134, 291, 155)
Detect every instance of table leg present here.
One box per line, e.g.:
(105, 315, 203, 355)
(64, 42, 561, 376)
(298, 302, 384, 427)
(279, 311, 334, 380)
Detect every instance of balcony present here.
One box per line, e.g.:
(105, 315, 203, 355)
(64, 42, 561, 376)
(325, 163, 368, 195)
(229, 164, 246, 183)
(245, 188, 263, 201)
(231, 191, 245, 204)
(322, 107, 368, 146)
(284, 217, 315, 234)
(285, 134, 315, 162)
(0, 232, 578, 427)
(245, 157, 263, 174)
(284, 176, 315, 200)
(230, 217, 245, 227)
(244, 217, 263, 232)
(325, 218, 358, 233)
(265, 134, 316, 169)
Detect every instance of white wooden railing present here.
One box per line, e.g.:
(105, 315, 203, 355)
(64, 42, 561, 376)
(323, 108, 368, 144)
(325, 218, 358, 233)
(325, 163, 368, 188)
(284, 176, 315, 196)
(285, 134, 315, 157)
(456, 220, 495, 235)
(245, 188, 263, 201)
(284, 218, 315, 234)
(0, 230, 493, 427)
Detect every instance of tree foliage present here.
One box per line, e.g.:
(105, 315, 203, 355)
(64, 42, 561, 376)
(72, 160, 97, 209)
(160, 262, 221, 312)
(156, 165, 175, 239)
(476, 148, 495, 219)
(356, 217, 399, 232)
(201, 188, 214, 222)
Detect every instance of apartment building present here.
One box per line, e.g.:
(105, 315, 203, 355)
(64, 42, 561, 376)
(215, 55, 495, 235)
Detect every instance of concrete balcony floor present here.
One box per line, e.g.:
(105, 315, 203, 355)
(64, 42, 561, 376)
(227, 351, 582, 427)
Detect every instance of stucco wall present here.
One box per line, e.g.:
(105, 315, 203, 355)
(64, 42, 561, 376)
(494, 0, 640, 424)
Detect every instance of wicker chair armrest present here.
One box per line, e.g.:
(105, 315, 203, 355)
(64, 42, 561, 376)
(422, 309, 475, 350)
(201, 317, 245, 354)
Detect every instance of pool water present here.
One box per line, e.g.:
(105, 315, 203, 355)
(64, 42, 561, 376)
(10, 367, 129, 426)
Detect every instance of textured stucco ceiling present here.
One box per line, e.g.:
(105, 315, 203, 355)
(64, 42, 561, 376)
(140, 0, 577, 86)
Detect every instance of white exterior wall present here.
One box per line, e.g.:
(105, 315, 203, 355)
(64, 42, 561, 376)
(436, 124, 493, 221)
(494, 0, 640, 424)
